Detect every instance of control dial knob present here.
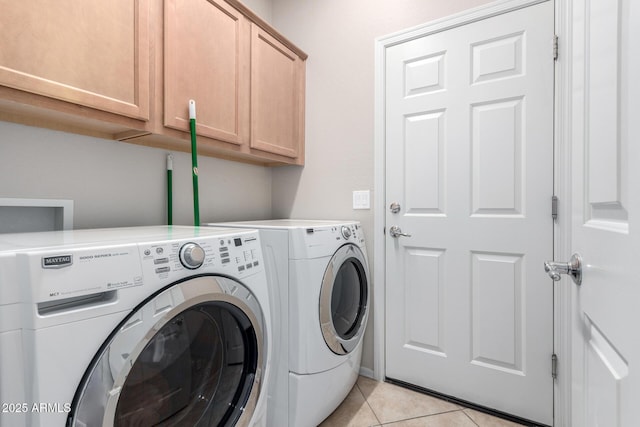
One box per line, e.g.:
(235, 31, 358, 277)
(179, 243, 205, 269)
(341, 226, 352, 240)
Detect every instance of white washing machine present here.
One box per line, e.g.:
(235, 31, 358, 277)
(0, 250, 26, 427)
(0, 226, 271, 427)
(206, 220, 370, 427)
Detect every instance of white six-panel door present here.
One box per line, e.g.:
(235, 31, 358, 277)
(384, 2, 554, 424)
(569, 0, 640, 425)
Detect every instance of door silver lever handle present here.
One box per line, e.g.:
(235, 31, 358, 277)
(544, 253, 582, 286)
(389, 225, 411, 238)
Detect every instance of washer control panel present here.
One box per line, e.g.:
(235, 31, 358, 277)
(14, 228, 264, 308)
(140, 231, 263, 281)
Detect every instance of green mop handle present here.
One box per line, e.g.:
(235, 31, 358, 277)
(167, 154, 173, 225)
(189, 100, 200, 226)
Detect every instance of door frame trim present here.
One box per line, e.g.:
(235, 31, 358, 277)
(373, 0, 571, 424)
(554, 1, 573, 425)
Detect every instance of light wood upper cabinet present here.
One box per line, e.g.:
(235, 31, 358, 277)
(162, 0, 306, 164)
(0, 0, 150, 121)
(250, 24, 305, 159)
(0, 0, 306, 165)
(164, 0, 249, 145)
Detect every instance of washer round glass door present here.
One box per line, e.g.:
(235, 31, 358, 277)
(319, 243, 370, 355)
(68, 275, 265, 427)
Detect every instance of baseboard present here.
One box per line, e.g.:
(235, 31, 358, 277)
(358, 366, 375, 379)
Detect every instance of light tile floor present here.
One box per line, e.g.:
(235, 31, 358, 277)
(319, 376, 529, 427)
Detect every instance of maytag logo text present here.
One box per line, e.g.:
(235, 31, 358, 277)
(42, 255, 73, 269)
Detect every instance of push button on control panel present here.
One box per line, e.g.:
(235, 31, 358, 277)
(219, 246, 230, 265)
(232, 238, 260, 273)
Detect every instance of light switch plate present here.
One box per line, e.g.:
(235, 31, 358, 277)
(352, 190, 370, 210)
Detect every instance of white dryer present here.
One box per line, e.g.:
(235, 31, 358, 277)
(0, 226, 271, 427)
(206, 220, 370, 427)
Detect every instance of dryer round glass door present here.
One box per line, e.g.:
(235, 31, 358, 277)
(67, 276, 265, 427)
(319, 244, 370, 355)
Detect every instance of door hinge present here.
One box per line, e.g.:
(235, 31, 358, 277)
(552, 353, 558, 379)
(553, 35, 559, 61)
(552, 196, 558, 221)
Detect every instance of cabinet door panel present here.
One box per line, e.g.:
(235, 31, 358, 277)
(250, 24, 304, 159)
(0, 0, 150, 120)
(164, 0, 249, 145)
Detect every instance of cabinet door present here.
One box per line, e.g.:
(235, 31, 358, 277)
(164, 0, 249, 145)
(0, 0, 150, 120)
(250, 24, 304, 159)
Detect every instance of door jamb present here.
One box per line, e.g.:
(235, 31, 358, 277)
(373, 0, 571, 425)
(553, 0, 573, 426)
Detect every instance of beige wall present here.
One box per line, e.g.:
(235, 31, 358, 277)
(243, 0, 273, 23)
(0, 122, 272, 229)
(270, 0, 494, 372)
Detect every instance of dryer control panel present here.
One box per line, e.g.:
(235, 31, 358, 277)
(290, 222, 366, 259)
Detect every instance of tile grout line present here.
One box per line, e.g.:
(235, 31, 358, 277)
(355, 382, 383, 426)
(376, 409, 474, 426)
(354, 377, 531, 426)
(462, 409, 482, 427)
(356, 378, 470, 426)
